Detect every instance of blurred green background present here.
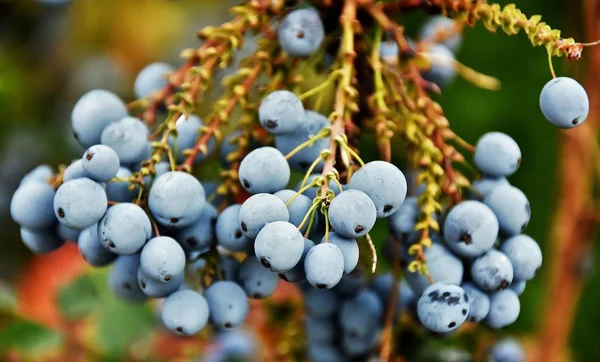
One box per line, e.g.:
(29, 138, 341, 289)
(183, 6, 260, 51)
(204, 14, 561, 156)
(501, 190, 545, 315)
(0, 0, 598, 361)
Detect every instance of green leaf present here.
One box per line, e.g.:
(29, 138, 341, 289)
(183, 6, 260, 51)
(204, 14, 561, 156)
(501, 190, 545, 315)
(95, 296, 155, 357)
(58, 273, 102, 320)
(0, 318, 62, 354)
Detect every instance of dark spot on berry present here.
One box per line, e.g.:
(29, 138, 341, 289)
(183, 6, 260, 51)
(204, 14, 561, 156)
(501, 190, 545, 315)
(442, 292, 450, 297)
(296, 30, 305, 39)
(224, 322, 233, 328)
(471, 317, 477, 322)
(278, 273, 288, 281)
(462, 309, 467, 316)
(348, 330, 358, 338)
(140, 280, 146, 289)
(459, 231, 472, 245)
(500, 280, 509, 289)
(108, 241, 115, 248)
(235, 230, 243, 239)
(517, 157, 522, 166)
(265, 120, 277, 129)
(572, 118, 579, 125)
(170, 217, 179, 224)
(86, 152, 94, 161)
(57, 208, 65, 218)
(316, 283, 327, 289)
(164, 275, 171, 282)
(242, 179, 250, 189)
(73, 132, 79, 140)
(175, 327, 184, 333)
(241, 222, 247, 232)
(355, 225, 364, 234)
(257, 281, 262, 286)
(464, 294, 469, 303)
(186, 237, 197, 246)
(521, 222, 528, 232)
(260, 257, 271, 268)
(383, 204, 393, 213)
(448, 321, 456, 328)
(123, 283, 131, 290)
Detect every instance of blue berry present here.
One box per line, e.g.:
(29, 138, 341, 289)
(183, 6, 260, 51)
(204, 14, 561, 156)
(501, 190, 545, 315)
(54, 178, 107, 229)
(169, 114, 216, 163)
(304, 243, 344, 289)
(461, 282, 490, 323)
(140, 236, 186, 283)
(138, 267, 183, 298)
(307, 344, 344, 362)
(388, 196, 420, 243)
(303, 288, 338, 319)
(108, 255, 147, 302)
(20, 228, 63, 254)
(342, 332, 379, 358)
(274, 110, 329, 172)
(540, 77, 589, 128)
(148, 171, 205, 228)
(339, 290, 384, 338)
(510, 280, 527, 295)
(134, 62, 174, 99)
(331, 270, 366, 298)
(254, 221, 304, 273)
(175, 203, 218, 253)
(419, 16, 462, 52)
(417, 282, 469, 333)
(328, 189, 377, 238)
(258, 90, 304, 134)
(20, 165, 53, 186)
(278, 238, 314, 282)
(471, 249, 514, 292)
(485, 185, 530, 236)
(78, 224, 116, 266)
(105, 167, 137, 202)
(471, 177, 510, 199)
(349, 161, 408, 218)
(485, 289, 520, 329)
(204, 281, 249, 329)
(71, 89, 128, 148)
(406, 244, 463, 295)
(324, 232, 358, 275)
(239, 193, 290, 239)
(81, 144, 120, 182)
(160, 289, 209, 336)
(278, 9, 324, 57)
(237, 257, 279, 299)
(100, 116, 150, 164)
(489, 338, 525, 362)
(305, 317, 336, 345)
(370, 274, 417, 314)
(422, 44, 457, 88)
(57, 223, 81, 243)
(380, 40, 399, 62)
(274, 189, 317, 234)
(500, 234, 542, 281)
(11, 182, 56, 229)
(238, 147, 290, 194)
(474, 132, 521, 177)
(63, 159, 85, 182)
(98, 203, 152, 255)
(444, 200, 499, 258)
(216, 204, 252, 252)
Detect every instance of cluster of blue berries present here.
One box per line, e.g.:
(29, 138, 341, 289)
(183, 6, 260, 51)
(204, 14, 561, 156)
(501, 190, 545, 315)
(381, 132, 541, 338)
